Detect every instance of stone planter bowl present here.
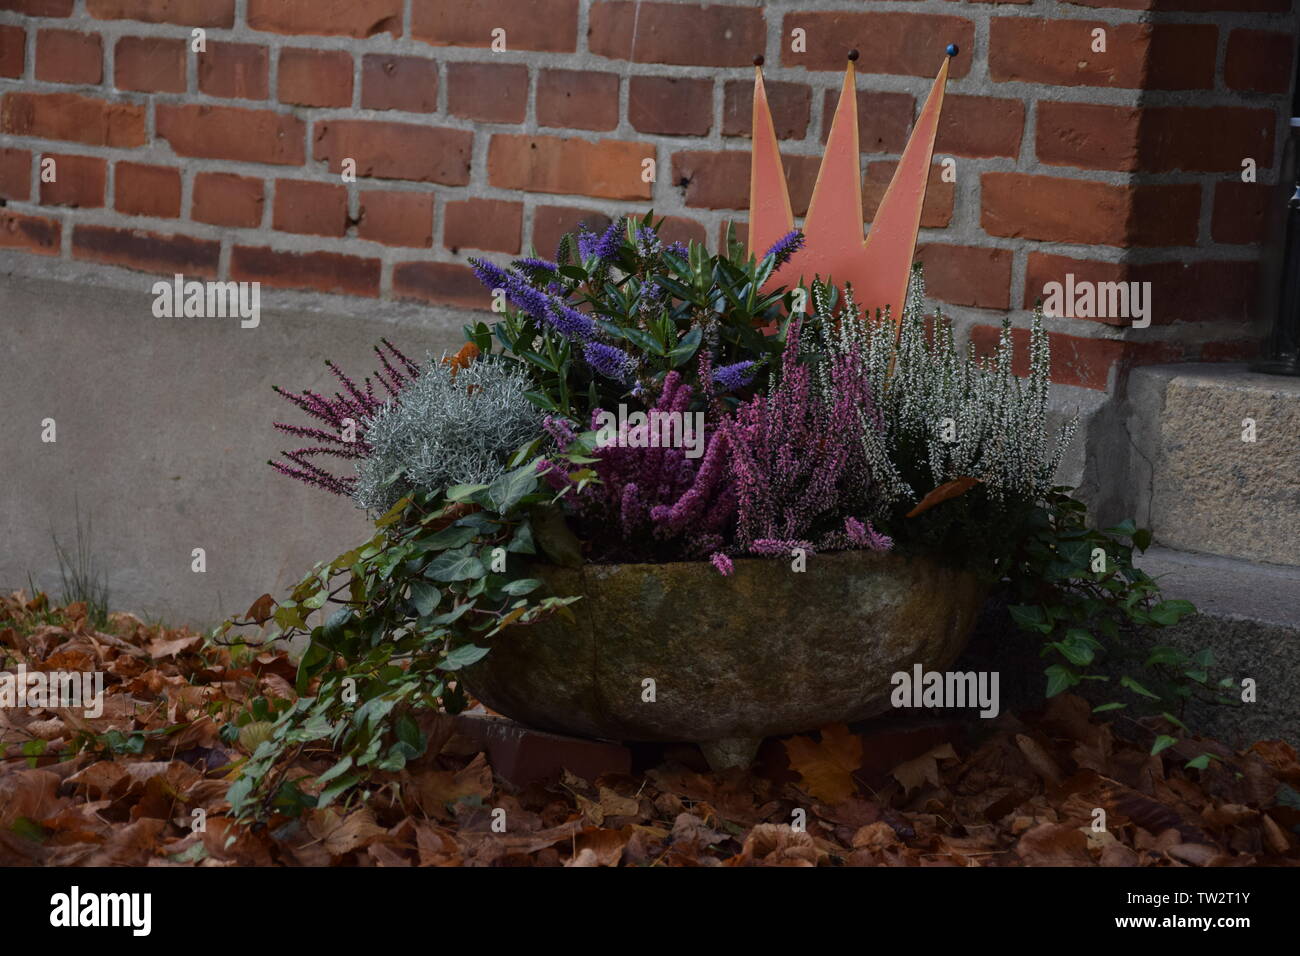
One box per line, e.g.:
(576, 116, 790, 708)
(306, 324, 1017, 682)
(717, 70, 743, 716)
(462, 550, 986, 770)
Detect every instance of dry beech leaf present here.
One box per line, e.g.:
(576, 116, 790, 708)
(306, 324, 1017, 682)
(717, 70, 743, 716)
(906, 476, 980, 518)
(244, 593, 276, 625)
(891, 743, 958, 795)
(784, 724, 864, 805)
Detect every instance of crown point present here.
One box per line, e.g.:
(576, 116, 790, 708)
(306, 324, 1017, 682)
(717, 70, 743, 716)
(753, 54, 764, 66)
(946, 43, 959, 57)
(847, 49, 860, 62)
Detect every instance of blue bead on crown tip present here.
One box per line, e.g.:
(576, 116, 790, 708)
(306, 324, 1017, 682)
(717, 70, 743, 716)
(946, 43, 959, 57)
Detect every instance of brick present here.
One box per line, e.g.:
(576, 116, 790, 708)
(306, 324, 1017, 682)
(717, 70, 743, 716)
(1037, 103, 1275, 174)
(278, 49, 352, 108)
(192, 172, 263, 228)
(0, 148, 30, 201)
(450, 712, 632, 788)
(1212, 182, 1269, 246)
(36, 29, 102, 86)
(1059, 0, 1287, 10)
(357, 189, 432, 247)
(87, 0, 233, 26)
(393, 260, 493, 309)
(2, 92, 145, 148)
(247, 0, 401, 38)
(0, 210, 61, 256)
(39, 153, 106, 208)
(273, 179, 348, 237)
(447, 63, 527, 123)
(443, 197, 522, 254)
(2, 0, 72, 14)
(413, 0, 578, 53)
(915, 244, 1012, 310)
(531, 205, 611, 259)
(1201, 341, 1259, 363)
(969, 324, 1180, 392)
(0, 26, 24, 80)
(723, 80, 811, 141)
(198, 42, 269, 100)
(865, 162, 953, 228)
(972, 325, 1112, 392)
(73, 225, 220, 277)
(629, 76, 711, 137)
(231, 245, 380, 297)
(1225, 30, 1293, 94)
(537, 70, 619, 132)
(314, 120, 472, 185)
(937, 95, 1024, 159)
(114, 36, 186, 94)
(591, 1, 764, 67)
(981, 172, 1199, 247)
(490, 135, 652, 201)
(781, 12, 973, 77)
(361, 54, 438, 113)
(821, 89, 914, 154)
(1024, 252, 1257, 327)
(1036, 102, 1140, 172)
(673, 149, 818, 213)
(989, 20, 1216, 90)
(657, 215, 707, 249)
(157, 104, 305, 165)
(1142, 107, 1274, 174)
(115, 162, 181, 218)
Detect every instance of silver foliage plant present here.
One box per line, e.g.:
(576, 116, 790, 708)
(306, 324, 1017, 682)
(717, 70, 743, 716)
(352, 355, 543, 515)
(808, 268, 1077, 512)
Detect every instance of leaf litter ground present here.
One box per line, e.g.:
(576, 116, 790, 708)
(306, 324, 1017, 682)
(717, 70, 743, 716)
(2, 593, 1298, 867)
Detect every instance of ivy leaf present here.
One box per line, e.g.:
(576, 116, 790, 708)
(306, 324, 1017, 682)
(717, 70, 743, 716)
(445, 483, 490, 502)
(531, 504, 583, 568)
(408, 581, 441, 617)
(442, 644, 491, 670)
(1044, 664, 1079, 697)
(1120, 675, 1161, 700)
(1150, 735, 1177, 756)
(500, 578, 542, 597)
(426, 547, 486, 582)
(488, 462, 540, 514)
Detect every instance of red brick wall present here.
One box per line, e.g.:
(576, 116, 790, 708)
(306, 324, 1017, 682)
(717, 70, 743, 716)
(0, 0, 1295, 390)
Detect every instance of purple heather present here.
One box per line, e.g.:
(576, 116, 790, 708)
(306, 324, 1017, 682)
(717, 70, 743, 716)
(270, 339, 419, 497)
(565, 372, 737, 562)
(724, 318, 880, 556)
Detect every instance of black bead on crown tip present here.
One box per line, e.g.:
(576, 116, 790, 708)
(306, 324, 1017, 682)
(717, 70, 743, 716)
(754, 54, 764, 66)
(946, 43, 959, 57)
(847, 48, 859, 62)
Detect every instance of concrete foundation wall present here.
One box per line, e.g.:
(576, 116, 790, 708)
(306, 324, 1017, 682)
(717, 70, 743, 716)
(1, 254, 467, 626)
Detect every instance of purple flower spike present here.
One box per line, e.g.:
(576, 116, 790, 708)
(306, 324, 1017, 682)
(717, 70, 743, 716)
(544, 299, 598, 342)
(578, 219, 624, 263)
(710, 553, 734, 576)
(583, 341, 636, 382)
(762, 229, 805, 268)
(712, 360, 757, 392)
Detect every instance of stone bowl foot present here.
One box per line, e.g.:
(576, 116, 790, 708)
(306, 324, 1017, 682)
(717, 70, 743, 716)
(699, 736, 763, 771)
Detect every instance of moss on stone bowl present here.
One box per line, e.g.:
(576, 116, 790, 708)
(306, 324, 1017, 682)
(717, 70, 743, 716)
(461, 550, 986, 768)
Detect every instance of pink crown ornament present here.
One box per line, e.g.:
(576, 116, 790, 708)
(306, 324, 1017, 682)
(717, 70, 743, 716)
(748, 46, 955, 321)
